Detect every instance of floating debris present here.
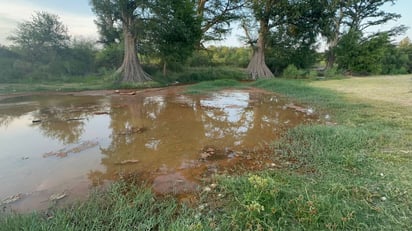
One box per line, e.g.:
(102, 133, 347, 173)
(120, 91, 136, 96)
(115, 159, 140, 165)
(285, 103, 314, 115)
(69, 141, 99, 154)
(93, 111, 110, 115)
(43, 141, 99, 158)
(32, 119, 42, 124)
(118, 127, 147, 136)
(49, 192, 67, 201)
(66, 118, 84, 122)
(21, 156, 29, 160)
(1, 193, 23, 204)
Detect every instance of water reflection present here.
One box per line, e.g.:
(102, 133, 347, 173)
(0, 89, 316, 212)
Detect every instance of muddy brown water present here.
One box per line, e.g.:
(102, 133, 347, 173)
(0, 87, 319, 213)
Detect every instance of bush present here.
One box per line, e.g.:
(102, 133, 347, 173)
(170, 67, 248, 83)
(282, 64, 305, 79)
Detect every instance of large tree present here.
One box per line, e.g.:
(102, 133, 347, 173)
(150, 0, 201, 76)
(243, 0, 328, 79)
(243, 0, 276, 79)
(195, 0, 245, 47)
(323, 0, 405, 69)
(90, 0, 151, 82)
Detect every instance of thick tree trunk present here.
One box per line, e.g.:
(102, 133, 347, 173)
(246, 20, 274, 80)
(325, 33, 339, 70)
(326, 6, 343, 70)
(326, 46, 336, 70)
(162, 62, 167, 77)
(116, 29, 151, 83)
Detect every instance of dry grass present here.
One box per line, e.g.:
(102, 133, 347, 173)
(311, 75, 412, 107)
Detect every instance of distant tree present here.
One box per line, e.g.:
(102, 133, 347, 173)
(64, 38, 98, 75)
(90, 0, 152, 83)
(323, 0, 406, 69)
(8, 11, 70, 64)
(396, 37, 412, 73)
(0, 45, 21, 82)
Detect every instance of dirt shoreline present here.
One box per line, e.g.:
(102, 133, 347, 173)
(0, 86, 187, 101)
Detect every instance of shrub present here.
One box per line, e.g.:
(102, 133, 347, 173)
(282, 64, 305, 79)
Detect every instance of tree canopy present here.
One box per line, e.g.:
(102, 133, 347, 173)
(8, 11, 70, 64)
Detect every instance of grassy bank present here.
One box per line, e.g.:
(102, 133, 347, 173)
(1, 76, 411, 230)
(204, 77, 412, 230)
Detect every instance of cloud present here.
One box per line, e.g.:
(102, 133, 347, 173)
(0, 1, 98, 45)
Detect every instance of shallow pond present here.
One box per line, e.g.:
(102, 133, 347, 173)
(0, 87, 318, 212)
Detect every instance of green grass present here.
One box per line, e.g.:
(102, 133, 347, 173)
(185, 79, 244, 94)
(1, 77, 411, 230)
(195, 78, 412, 230)
(0, 182, 199, 231)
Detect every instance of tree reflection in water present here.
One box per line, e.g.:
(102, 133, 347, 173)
(90, 90, 314, 185)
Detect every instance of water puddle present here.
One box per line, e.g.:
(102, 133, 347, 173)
(0, 87, 318, 212)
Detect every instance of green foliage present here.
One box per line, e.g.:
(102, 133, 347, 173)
(89, 0, 122, 45)
(195, 0, 244, 45)
(1, 12, 101, 82)
(323, 0, 406, 69)
(265, 0, 328, 74)
(282, 64, 305, 79)
(171, 67, 248, 84)
(209, 46, 250, 68)
(0, 46, 21, 82)
(188, 47, 250, 68)
(8, 11, 70, 64)
(151, 0, 201, 72)
(335, 32, 412, 75)
(336, 32, 390, 75)
(324, 66, 341, 77)
(95, 43, 124, 71)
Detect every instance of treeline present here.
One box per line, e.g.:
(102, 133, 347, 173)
(0, 0, 411, 84)
(1, 36, 412, 83)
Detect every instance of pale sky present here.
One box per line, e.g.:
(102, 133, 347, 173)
(0, 0, 411, 47)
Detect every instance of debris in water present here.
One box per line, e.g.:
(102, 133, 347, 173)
(119, 91, 136, 95)
(285, 103, 314, 115)
(43, 141, 99, 158)
(115, 159, 140, 165)
(69, 141, 99, 154)
(21, 156, 29, 160)
(49, 192, 67, 201)
(1, 193, 23, 204)
(66, 118, 84, 122)
(93, 111, 110, 115)
(118, 127, 147, 136)
(32, 119, 42, 123)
